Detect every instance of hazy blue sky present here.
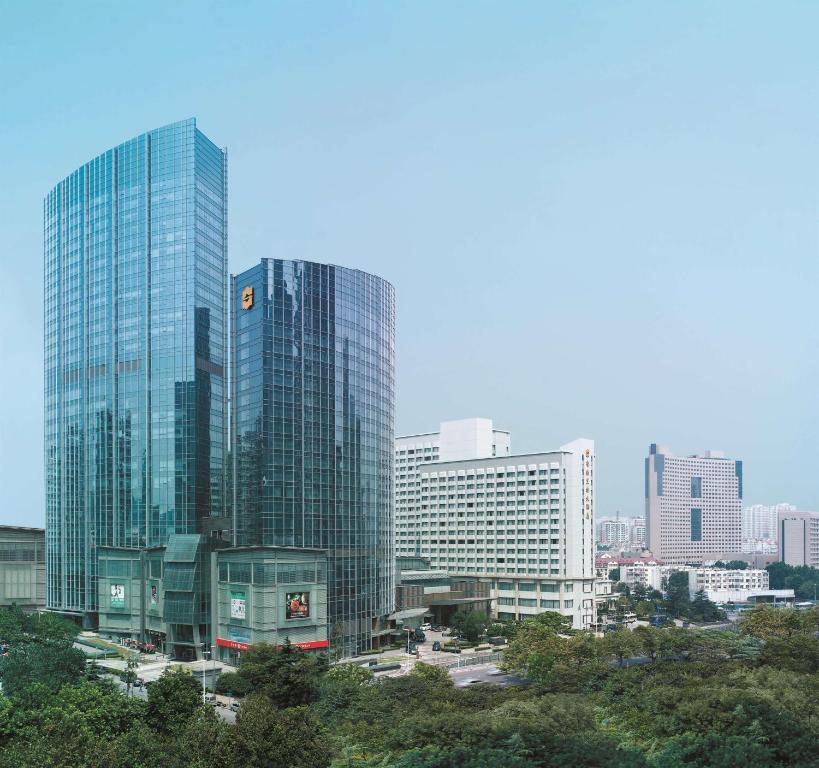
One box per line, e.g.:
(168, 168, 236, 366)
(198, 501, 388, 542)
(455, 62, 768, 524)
(1, 1, 817, 526)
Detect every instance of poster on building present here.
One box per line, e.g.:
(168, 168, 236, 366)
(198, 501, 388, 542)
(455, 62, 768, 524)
(286, 592, 309, 620)
(230, 591, 246, 620)
(110, 583, 125, 608)
(228, 626, 251, 645)
(150, 583, 158, 607)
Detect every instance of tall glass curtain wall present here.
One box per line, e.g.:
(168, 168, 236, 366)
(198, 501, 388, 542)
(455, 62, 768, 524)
(44, 119, 227, 616)
(232, 260, 395, 655)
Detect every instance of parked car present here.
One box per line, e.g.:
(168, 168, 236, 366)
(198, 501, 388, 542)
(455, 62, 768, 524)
(133, 678, 144, 689)
(432, 641, 441, 651)
(205, 693, 217, 704)
(413, 629, 426, 642)
(230, 701, 241, 712)
(420, 623, 432, 631)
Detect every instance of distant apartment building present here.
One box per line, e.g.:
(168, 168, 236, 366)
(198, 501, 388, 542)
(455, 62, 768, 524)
(779, 509, 819, 568)
(630, 517, 647, 549)
(742, 503, 792, 554)
(687, 567, 769, 603)
(597, 518, 629, 548)
(621, 562, 675, 592)
(0, 527, 46, 611)
(395, 418, 595, 629)
(645, 444, 742, 564)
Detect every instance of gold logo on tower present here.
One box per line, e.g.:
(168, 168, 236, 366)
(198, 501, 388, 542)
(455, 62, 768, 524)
(241, 286, 254, 310)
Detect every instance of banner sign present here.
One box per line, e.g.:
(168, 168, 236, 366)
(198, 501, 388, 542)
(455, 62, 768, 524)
(228, 626, 251, 645)
(286, 592, 310, 620)
(150, 583, 158, 607)
(216, 637, 329, 652)
(230, 590, 247, 620)
(110, 583, 125, 609)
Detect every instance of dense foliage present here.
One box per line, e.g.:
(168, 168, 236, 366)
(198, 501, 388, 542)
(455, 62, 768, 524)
(612, 573, 726, 623)
(0, 605, 817, 767)
(767, 561, 819, 601)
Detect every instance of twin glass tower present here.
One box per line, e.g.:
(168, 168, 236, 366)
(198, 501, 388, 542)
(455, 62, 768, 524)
(44, 119, 395, 655)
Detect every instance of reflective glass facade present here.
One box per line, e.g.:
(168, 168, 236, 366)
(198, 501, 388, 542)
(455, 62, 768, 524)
(231, 260, 395, 655)
(45, 119, 227, 619)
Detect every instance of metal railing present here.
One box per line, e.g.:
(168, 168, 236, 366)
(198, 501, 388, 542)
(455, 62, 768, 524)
(434, 650, 504, 669)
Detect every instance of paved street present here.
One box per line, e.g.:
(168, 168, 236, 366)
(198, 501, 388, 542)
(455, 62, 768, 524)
(450, 663, 528, 687)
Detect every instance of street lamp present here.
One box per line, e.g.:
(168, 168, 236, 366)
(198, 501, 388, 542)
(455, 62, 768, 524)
(201, 644, 211, 705)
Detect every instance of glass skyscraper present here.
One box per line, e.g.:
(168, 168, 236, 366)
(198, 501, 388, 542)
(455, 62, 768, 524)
(44, 119, 227, 622)
(231, 260, 395, 655)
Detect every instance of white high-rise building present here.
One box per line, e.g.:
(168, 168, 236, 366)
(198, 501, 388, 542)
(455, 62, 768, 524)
(597, 519, 629, 547)
(395, 419, 595, 629)
(779, 509, 819, 568)
(742, 503, 793, 554)
(630, 517, 647, 549)
(645, 444, 742, 565)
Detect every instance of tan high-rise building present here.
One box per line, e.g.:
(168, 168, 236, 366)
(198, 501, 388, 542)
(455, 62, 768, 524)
(645, 444, 742, 564)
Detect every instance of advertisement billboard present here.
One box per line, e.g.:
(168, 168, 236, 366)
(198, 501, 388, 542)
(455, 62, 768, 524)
(286, 592, 310, 620)
(110, 583, 125, 609)
(150, 583, 158, 607)
(230, 591, 247, 620)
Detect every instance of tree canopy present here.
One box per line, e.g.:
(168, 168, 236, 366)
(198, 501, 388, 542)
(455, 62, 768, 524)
(0, 605, 817, 767)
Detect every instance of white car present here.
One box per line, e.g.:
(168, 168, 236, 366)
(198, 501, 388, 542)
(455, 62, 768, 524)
(420, 623, 432, 631)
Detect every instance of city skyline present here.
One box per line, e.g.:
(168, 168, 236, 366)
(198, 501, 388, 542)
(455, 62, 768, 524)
(2, 2, 819, 526)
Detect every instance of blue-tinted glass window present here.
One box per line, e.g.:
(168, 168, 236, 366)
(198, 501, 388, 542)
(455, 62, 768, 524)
(691, 477, 702, 498)
(691, 508, 702, 541)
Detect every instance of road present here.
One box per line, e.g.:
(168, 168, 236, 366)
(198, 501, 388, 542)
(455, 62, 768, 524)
(449, 663, 528, 688)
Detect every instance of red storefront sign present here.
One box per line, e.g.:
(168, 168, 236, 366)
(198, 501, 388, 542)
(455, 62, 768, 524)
(216, 637, 329, 652)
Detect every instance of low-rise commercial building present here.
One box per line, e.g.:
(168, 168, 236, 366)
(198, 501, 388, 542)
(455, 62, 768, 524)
(212, 547, 329, 663)
(391, 556, 491, 634)
(0, 527, 45, 611)
(687, 568, 769, 603)
(96, 535, 328, 663)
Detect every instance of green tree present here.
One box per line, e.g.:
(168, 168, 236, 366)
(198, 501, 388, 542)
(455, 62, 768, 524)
(487, 621, 518, 640)
(601, 629, 641, 668)
(146, 667, 202, 733)
(503, 622, 566, 679)
(740, 606, 805, 640)
(530, 611, 573, 633)
(758, 634, 819, 672)
(326, 663, 375, 686)
(664, 571, 692, 617)
(215, 670, 252, 697)
(0, 640, 86, 695)
(227, 696, 332, 768)
(409, 662, 451, 686)
(236, 641, 328, 708)
(652, 732, 772, 768)
(120, 655, 139, 696)
(689, 589, 726, 623)
(27, 612, 79, 642)
(449, 611, 489, 643)
(0, 607, 27, 645)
